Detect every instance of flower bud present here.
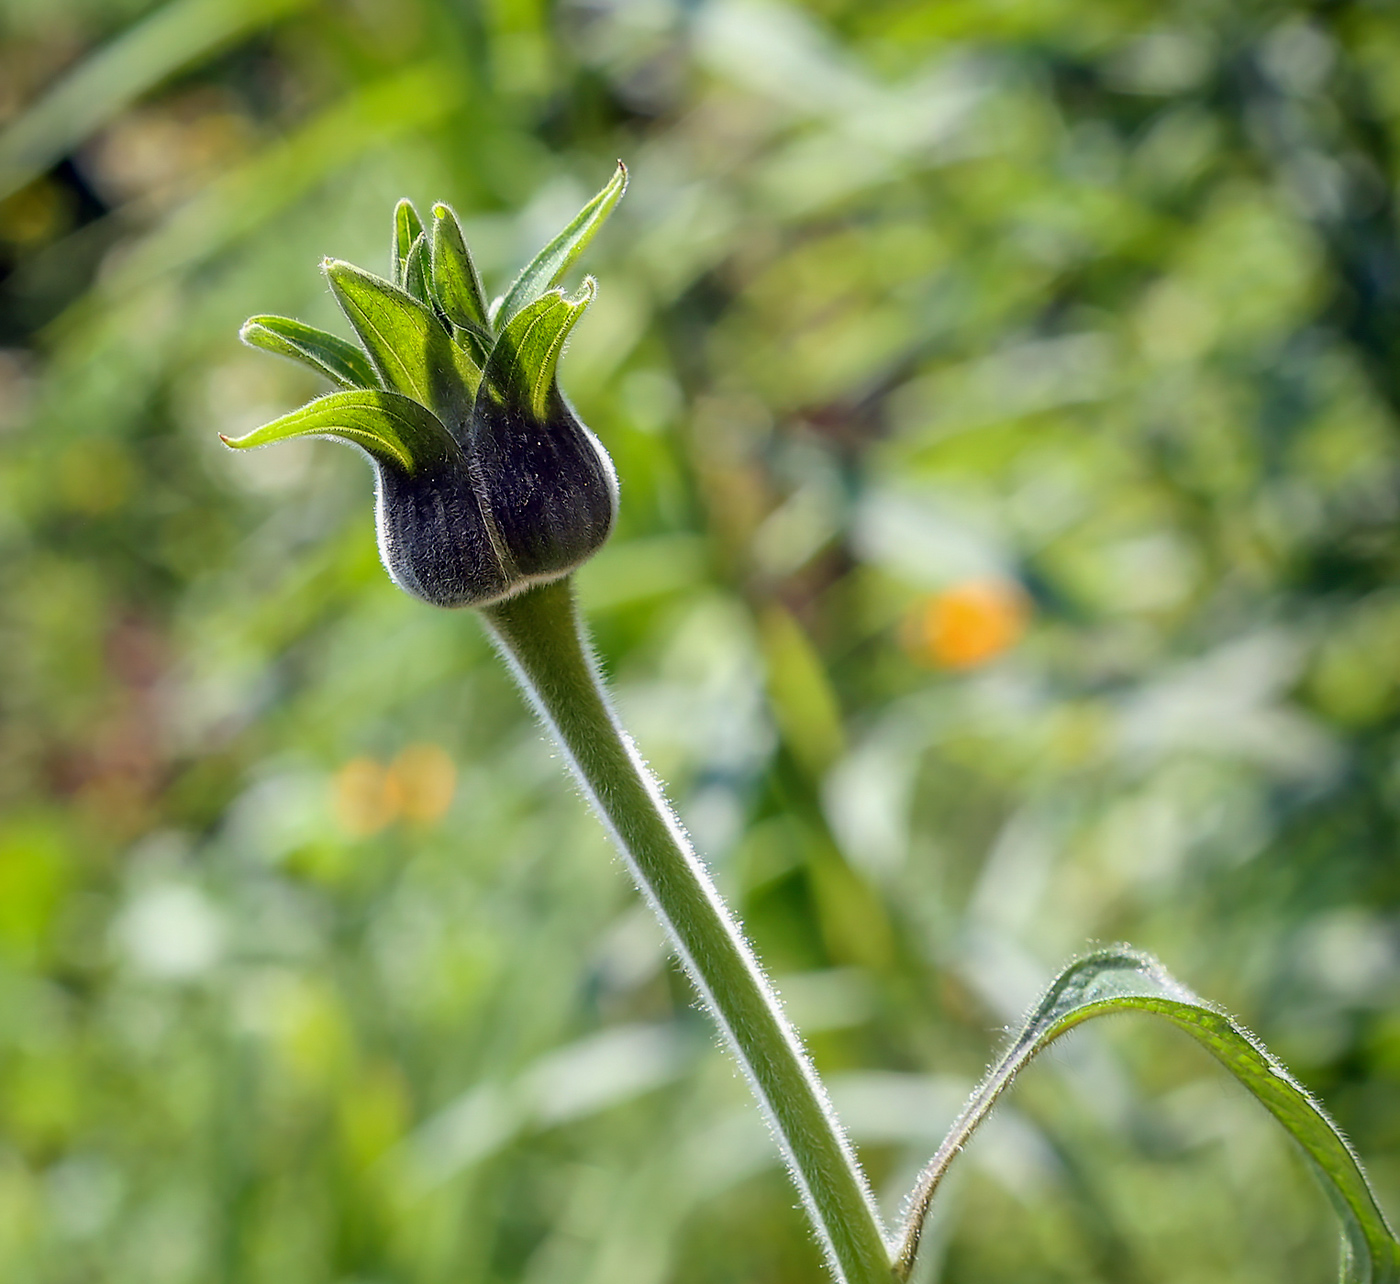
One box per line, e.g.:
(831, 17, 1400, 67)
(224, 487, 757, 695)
(224, 164, 627, 609)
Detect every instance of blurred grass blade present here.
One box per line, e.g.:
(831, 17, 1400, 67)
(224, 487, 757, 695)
(399, 1023, 691, 1193)
(494, 162, 626, 326)
(482, 281, 594, 419)
(393, 199, 424, 287)
(220, 389, 460, 474)
(430, 203, 491, 336)
(83, 65, 463, 309)
(0, 0, 305, 202)
(324, 259, 481, 417)
(759, 604, 846, 779)
(895, 948, 1400, 1283)
(239, 315, 379, 389)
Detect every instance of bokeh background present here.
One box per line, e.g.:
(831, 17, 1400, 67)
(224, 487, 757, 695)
(2, 0, 1399, 1279)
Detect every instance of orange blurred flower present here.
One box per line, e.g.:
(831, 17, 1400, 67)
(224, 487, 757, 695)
(333, 744, 456, 837)
(334, 758, 401, 837)
(903, 578, 1030, 670)
(390, 744, 457, 825)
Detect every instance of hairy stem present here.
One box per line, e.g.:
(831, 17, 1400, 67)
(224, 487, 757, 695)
(481, 576, 893, 1284)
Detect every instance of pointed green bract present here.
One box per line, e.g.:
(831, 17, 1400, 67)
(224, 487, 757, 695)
(221, 389, 461, 475)
(392, 199, 424, 287)
(494, 162, 626, 327)
(239, 315, 380, 389)
(894, 948, 1400, 1283)
(324, 259, 481, 417)
(482, 280, 594, 421)
(403, 232, 430, 306)
(430, 202, 491, 337)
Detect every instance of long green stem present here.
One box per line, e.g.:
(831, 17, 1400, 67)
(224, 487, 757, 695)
(481, 576, 893, 1284)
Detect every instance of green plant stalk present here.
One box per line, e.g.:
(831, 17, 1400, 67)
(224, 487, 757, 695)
(482, 575, 893, 1284)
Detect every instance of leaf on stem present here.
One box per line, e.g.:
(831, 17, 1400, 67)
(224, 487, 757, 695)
(493, 162, 626, 327)
(239, 314, 379, 389)
(481, 280, 594, 421)
(894, 948, 1400, 1284)
(219, 388, 461, 475)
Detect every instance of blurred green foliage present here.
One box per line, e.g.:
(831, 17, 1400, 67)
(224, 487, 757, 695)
(1, 0, 1400, 1280)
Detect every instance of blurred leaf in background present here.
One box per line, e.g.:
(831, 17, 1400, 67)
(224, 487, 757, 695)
(1, 0, 1400, 1280)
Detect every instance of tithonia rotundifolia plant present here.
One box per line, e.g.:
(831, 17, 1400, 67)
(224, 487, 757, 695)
(224, 165, 1400, 1284)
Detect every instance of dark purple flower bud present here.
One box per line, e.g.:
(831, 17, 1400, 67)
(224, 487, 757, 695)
(224, 165, 627, 609)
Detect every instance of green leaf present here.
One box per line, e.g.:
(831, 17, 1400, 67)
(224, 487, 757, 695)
(219, 388, 461, 475)
(392, 199, 424, 287)
(894, 948, 1400, 1283)
(323, 258, 481, 419)
(494, 162, 626, 327)
(481, 280, 594, 421)
(429, 202, 491, 340)
(239, 314, 379, 389)
(403, 232, 430, 306)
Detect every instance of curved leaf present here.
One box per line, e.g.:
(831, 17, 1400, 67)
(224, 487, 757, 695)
(239, 314, 379, 389)
(323, 258, 481, 420)
(895, 948, 1400, 1284)
(480, 281, 594, 421)
(219, 388, 461, 475)
(494, 162, 625, 326)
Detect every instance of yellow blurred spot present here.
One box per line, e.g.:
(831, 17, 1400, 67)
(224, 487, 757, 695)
(332, 745, 455, 836)
(58, 440, 133, 514)
(262, 975, 352, 1091)
(903, 578, 1029, 670)
(1135, 279, 1220, 364)
(0, 179, 67, 245)
(388, 743, 456, 825)
(339, 1062, 409, 1171)
(333, 758, 401, 837)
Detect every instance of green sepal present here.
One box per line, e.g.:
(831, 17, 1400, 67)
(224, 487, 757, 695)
(429, 202, 491, 336)
(392, 199, 424, 287)
(403, 232, 430, 306)
(220, 389, 462, 476)
(481, 279, 594, 421)
(323, 259, 481, 419)
(494, 162, 626, 327)
(239, 315, 380, 390)
(454, 320, 492, 373)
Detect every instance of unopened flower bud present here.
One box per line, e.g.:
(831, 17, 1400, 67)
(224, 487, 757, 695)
(224, 165, 627, 609)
